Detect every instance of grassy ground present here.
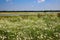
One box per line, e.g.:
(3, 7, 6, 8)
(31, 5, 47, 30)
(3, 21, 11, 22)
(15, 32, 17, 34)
(0, 12, 60, 40)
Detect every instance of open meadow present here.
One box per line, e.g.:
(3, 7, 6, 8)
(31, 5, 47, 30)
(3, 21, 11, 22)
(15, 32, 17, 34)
(0, 12, 60, 40)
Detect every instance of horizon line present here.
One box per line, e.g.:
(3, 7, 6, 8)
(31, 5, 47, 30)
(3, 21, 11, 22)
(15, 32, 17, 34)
(0, 10, 60, 12)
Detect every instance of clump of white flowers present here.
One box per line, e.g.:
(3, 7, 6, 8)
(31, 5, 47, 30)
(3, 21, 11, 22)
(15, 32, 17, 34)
(0, 13, 60, 40)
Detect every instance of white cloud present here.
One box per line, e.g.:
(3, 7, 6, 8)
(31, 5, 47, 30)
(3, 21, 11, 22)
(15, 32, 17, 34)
(37, 0, 45, 3)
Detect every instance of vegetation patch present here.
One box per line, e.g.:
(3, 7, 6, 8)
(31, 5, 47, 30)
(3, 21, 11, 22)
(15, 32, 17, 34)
(0, 13, 60, 40)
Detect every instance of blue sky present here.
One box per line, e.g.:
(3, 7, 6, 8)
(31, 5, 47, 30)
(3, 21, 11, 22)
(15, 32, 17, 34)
(0, 0, 60, 11)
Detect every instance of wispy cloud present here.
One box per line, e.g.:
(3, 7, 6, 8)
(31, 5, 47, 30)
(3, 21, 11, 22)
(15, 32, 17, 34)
(5, 0, 9, 2)
(37, 0, 45, 3)
(5, 0, 12, 2)
(5, 0, 45, 3)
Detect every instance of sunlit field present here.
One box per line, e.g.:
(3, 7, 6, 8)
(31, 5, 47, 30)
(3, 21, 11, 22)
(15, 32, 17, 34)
(0, 12, 60, 40)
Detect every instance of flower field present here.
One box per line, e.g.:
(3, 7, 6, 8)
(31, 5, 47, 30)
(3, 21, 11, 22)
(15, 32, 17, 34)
(0, 12, 60, 40)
